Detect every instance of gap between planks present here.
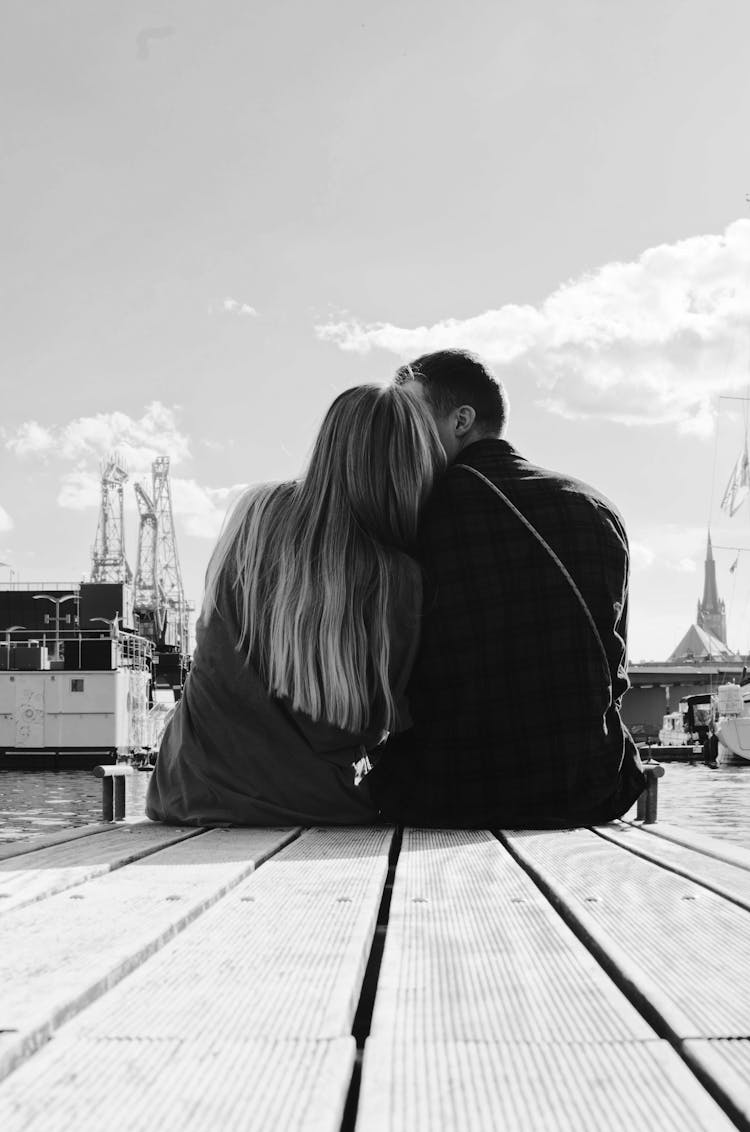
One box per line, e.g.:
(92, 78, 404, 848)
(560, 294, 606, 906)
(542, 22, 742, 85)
(499, 827, 750, 1131)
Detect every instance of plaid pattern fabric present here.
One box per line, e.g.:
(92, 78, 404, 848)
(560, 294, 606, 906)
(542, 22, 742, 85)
(368, 438, 644, 826)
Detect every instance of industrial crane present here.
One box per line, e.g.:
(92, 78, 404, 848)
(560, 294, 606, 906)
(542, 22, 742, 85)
(90, 454, 192, 660)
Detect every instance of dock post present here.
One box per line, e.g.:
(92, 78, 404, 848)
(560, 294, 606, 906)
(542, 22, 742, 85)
(636, 761, 665, 824)
(114, 775, 126, 820)
(93, 765, 134, 822)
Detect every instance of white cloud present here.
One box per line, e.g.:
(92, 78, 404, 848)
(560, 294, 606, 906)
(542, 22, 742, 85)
(222, 296, 258, 317)
(5, 420, 55, 457)
(5, 402, 191, 469)
(5, 403, 246, 543)
(630, 542, 656, 572)
(316, 219, 750, 436)
(57, 469, 101, 511)
(171, 479, 248, 538)
(0, 504, 13, 532)
(629, 524, 716, 575)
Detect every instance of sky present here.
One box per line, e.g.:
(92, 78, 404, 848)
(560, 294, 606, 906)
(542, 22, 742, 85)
(2, 0, 750, 662)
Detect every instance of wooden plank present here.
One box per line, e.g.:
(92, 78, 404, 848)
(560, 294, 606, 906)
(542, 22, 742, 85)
(0, 827, 298, 1082)
(0, 1037, 355, 1132)
(0, 820, 204, 914)
(57, 825, 393, 1043)
(625, 821, 750, 873)
(369, 829, 654, 1045)
(683, 1040, 750, 1127)
(357, 1039, 738, 1131)
(360, 832, 736, 1132)
(0, 828, 390, 1128)
(595, 821, 750, 912)
(502, 828, 750, 1039)
(0, 822, 118, 862)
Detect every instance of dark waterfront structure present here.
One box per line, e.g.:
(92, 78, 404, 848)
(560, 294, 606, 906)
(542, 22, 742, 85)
(622, 662, 745, 742)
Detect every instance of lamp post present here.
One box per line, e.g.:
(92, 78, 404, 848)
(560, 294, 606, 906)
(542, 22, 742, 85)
(92, 613, 122, 640)
(33, 594, 77, 663)
(0, 626, 25, 671)
(0, 562, 15, 586)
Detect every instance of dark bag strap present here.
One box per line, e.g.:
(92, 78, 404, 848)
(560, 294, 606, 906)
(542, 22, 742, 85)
(454, 463, 613, 700)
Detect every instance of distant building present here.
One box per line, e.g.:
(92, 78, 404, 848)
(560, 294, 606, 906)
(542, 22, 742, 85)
(666, 532, 738, 662)
(623, 529, 745, 740)
(696, 532, 727, 644)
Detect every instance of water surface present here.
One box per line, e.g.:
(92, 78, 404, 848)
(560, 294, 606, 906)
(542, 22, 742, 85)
(1, 761, 749, 847)
(0, 769, 151, 843)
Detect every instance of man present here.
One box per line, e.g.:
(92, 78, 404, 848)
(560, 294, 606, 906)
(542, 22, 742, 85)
(367, 349, 645, 827)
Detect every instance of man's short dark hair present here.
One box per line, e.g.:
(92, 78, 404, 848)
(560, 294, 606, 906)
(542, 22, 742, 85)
(395, 349, 508, 436)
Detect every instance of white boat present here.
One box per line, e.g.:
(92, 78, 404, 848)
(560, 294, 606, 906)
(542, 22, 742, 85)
(657, 710, 701, 750)
(716, 681, 750, 761)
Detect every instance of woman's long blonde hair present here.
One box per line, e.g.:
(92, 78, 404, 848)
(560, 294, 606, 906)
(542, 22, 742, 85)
(203, 383, 445, 731)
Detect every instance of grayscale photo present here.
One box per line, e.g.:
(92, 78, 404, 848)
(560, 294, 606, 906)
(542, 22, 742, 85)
(1, 1, 750, 1128)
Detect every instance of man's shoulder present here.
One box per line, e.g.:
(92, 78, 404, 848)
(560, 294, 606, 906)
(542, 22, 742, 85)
(475, 440, 621, 511)
(535, 464, 625, 525)
(437, 438, 628, 544)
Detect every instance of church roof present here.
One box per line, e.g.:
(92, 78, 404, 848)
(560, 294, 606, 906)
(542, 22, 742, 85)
(668, 623, 735, 662)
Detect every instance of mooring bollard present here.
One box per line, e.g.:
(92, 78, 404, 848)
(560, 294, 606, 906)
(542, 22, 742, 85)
(636, 760, 665, 824)
(92, 764, 134, 822)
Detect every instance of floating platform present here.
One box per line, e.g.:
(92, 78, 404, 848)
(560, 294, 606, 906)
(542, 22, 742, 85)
(1, 800, 750, 1129)
(639, 743, 706, 763)
(0, 749, 119, 771)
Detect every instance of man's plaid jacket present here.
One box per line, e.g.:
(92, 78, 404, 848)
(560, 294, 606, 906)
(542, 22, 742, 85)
(367, 437, 645, 827)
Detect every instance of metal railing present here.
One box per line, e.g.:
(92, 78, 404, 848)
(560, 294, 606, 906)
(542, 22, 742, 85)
(0, 628, 155, 670)
(0, 582, 80, 591)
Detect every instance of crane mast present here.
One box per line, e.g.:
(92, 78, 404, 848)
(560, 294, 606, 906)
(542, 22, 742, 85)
(90, 454, 132, 584)
(91, 452, 192, 668)
(133, 482, 164, 633)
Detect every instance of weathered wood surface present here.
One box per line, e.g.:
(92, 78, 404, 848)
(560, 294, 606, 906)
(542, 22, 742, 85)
(628, 820, 750, 872)
(1, 819, 749, 1130)
(0, 826, 391, 1131)
(358, 828, 736, 1132)
(596, 821, 750, 912)
(358, 1039, 735, 1132)
(0, 1038, 356, 1132)
(369, 829, 653, 1044)
(0, 820, 203, 914)
(0, 821, 118, 863)
(0, 826, 299, 1083)
(503, 826, 750, 1127)
(503, 827, 750, 1038)
(684, 1040, 750, 1127)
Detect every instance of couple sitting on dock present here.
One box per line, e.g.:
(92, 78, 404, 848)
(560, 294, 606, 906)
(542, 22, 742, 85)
(146, 350, 645, 830)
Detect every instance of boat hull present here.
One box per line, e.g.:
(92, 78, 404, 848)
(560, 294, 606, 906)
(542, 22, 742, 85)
(716, 718, 750, 762)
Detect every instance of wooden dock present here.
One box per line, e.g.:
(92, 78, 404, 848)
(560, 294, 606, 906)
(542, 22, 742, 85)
(1, 809, 750, 1129)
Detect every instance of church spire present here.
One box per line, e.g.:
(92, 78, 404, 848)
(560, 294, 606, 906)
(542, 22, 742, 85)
(697, 529, 727, 643)
(702, 531, 720, 610)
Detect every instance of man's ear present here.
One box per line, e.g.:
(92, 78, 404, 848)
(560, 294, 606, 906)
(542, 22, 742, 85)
(454, 405, 477, 437)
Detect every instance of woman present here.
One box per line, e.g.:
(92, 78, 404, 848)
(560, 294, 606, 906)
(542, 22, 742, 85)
(146, 383, 445, 826)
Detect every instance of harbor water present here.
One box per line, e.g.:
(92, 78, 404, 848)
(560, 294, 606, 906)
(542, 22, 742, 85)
(1, 761, 749, 846)
(0, 770, 152, 844)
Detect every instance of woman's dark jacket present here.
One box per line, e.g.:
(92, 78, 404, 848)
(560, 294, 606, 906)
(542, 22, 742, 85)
(146, 563, 421, 826)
